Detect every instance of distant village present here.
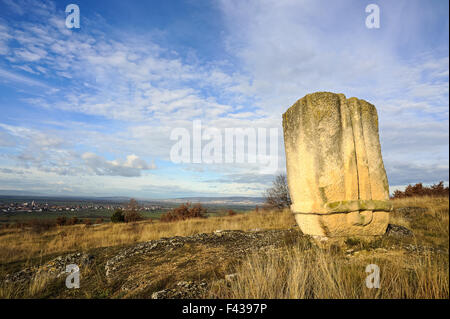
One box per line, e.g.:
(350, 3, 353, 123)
(0, 200, 163, 214)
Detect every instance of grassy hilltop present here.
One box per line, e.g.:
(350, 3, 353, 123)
(0, 196, 448, 299)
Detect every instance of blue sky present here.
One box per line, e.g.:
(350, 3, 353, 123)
(0, 0, 448, 198)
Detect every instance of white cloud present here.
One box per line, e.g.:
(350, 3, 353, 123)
(82, 152, 155, 177)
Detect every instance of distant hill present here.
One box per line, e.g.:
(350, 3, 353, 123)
(158, 197, 264, 206)
(0, 192, 264, 206)
(0, 190, 44, 196)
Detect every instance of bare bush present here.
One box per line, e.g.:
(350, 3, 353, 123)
(124, 198, 144, 223)
(227, 209, 237, 216)
(124, 211, 144, 223)
(263, 174, 292, 210)
(56, 216, 68, 226)
(29, 219, 55, 233)
(160, 202, 207, 222)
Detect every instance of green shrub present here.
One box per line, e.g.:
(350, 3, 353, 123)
(111, 209, 125, 223)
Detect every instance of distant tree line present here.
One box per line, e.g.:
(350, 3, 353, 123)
(392, 181, 449, 199)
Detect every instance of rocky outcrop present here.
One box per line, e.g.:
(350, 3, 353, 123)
(4, 253, 93, 284)
(151, 280, 208, 299)
(104, 229, 300, 281)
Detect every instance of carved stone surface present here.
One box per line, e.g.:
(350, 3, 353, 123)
(283, 92, 391, 236)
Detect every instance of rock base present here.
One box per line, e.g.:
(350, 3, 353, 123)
(294, 210, 390, 237)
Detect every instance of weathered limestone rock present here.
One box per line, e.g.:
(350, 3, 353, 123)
(282, 92, 392, 237)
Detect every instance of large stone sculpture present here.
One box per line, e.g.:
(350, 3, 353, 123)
(282, 92, 392, 237)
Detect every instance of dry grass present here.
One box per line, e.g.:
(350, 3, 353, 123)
(391, 195, 449, 210)
(0, 209, 295, 264)
(210, 245, 448, 299)
(0, 272, 55, 299)
(390, 196, 449, 247)
(0, 196, 448, 299)
(27, 273, 54, 297)
(208, 196, 449, 299)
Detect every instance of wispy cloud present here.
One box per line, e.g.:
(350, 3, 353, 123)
(0, 67, 52, 88)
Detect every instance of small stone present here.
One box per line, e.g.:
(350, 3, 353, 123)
(225, 273, 238, 281)
(312, 235, 329, 242)
(385, 224, 413, 237)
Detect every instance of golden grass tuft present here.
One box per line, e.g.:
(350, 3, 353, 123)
(208, 196, 449, 299)
(210, 245, 448, 299)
